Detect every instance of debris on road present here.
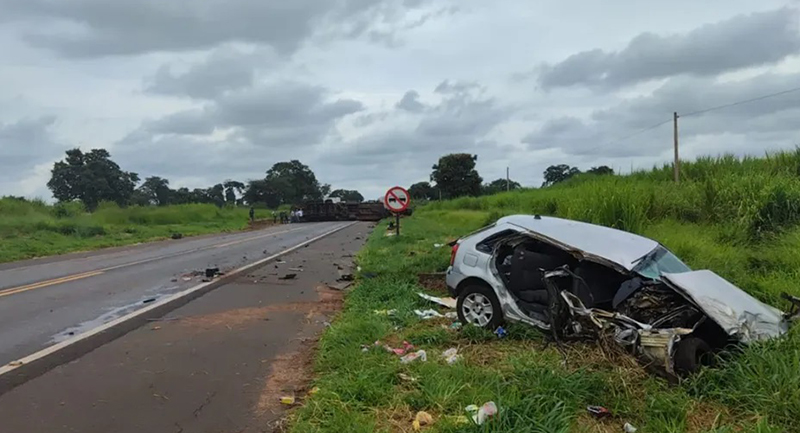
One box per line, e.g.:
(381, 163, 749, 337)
(337, 271, 354, 281)
(442, 348, 461, 364)
(182, 276, 192, 281)
(466, 401, 498, 425)
(205, 267, 220, 279)
(288, 267, 303, 272)
(142, 298, 156, 304)
(326, 281, 353, 291)
(151, 326, 161, 331)
(418, 293, 457, 309)
(624, 422, 638, 433)
(276, 260, 286, 264)
(413, 411, 433, 430)
(171, 233, 183, 240)
(400, 350, 427, 363)
(279, 396, 295, 405)
(587, 405, 612, 419)
(279, 274, 297, 280)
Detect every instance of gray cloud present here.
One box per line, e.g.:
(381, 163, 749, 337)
(525, 72, 800, 157)
(144, 47, 272, 99)
(1, 0, 444, 58)
(539, 7, 800, 90)
(0, 116, 59, 167)
(395, 90, 425, 112)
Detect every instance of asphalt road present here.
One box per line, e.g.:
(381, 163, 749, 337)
(0, 222, 349, 366)
(0, 222, 370, 433)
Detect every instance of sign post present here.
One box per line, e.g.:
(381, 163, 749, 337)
(384, 186, 410, 236)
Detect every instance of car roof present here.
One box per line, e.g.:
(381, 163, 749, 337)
(496, 215, 658, 271)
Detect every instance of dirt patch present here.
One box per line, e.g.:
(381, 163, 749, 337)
(573, 413, 626, 433)
(417, 272, 448, 294)
(255, 343, 317, 418)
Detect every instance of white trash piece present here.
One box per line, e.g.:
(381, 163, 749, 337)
(400, 350, 427, 364)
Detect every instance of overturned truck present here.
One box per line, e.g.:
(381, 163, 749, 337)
(302, 200, 412, 222)
(446, 215, 800, 377)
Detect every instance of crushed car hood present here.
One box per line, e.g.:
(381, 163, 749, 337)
(662, 270, 788, 343)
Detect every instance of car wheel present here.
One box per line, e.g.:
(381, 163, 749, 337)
(457, 284, 503, 329)
(674, 336, 714, 375)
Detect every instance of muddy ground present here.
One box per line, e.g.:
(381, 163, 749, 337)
(0, 222, 371, 433)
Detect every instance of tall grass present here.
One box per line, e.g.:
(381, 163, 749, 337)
(0, 198, 253, 262)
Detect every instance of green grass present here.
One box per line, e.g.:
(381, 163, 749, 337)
(289, 152, 800, 433)
(0, 198, 265, 262)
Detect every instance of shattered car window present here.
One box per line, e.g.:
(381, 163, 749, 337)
(633, 245, 691, 280)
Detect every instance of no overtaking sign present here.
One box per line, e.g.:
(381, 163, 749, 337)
(384, 186, 410, 213)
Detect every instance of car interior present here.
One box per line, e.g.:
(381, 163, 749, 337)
(492, 235, 629, 320)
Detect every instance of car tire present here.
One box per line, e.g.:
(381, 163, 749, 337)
(457, 284, 503, 330)
(674, 336, 714, 375)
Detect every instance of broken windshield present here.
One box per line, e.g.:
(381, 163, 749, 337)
(633, 245, 691, 280)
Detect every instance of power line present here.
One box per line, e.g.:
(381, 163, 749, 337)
(582, 118, 672, 154)
(681, 85, 800, 118)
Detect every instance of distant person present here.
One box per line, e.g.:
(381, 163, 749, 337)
(297, 208, 304, 222)
(272, 211, 278, 224)
(249, 206, 255, 222)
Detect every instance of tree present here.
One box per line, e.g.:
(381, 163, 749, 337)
(47, 148, 139, 210)
(409, 181, 436, 200)
(264, 160, 325, 205)
(482, 178, 522, 195)
(329, 189, 364, 202)
(136, 176, 172, 206)
(243, 179, 281, 208)
(587, 165, 614, 176)
(206, 183, 225, 208)
(542, 164, 581, 187)
(223, 180, 245, 205)
(430, 154, 482, 199)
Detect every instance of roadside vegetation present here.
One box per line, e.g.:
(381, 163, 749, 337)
(0, 198, 254, 262)
(290, 152, 800, 433)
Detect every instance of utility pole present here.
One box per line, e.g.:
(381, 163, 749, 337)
(673, 112, 680, 184)
(506, 167, 510, 191)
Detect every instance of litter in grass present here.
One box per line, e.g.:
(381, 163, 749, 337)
(624, 422, 637, 432)
(494, 326, 507, 338)
(374, 309, 397, 316)
(433, 243, 444, 248)
(450, 321, 462, 330)
(587, 405, 612, 419)
(413, 411, 433, 430)
(418, 293, 457, 309)
(442, 347, 461, 364)
(415, 309, 457, 320)
(279, 396, 295, 405)
(400, 350, 427, 363)
(388, 341, 415, 356)
(398, 373, 418, 382)
(466, 401, 497, 425)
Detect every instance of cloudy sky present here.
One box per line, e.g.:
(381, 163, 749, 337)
(2, 0, 800, 200)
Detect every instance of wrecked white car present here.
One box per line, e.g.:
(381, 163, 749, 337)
(446, 215, 800, 376)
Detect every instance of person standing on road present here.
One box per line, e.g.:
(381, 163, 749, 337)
(249, 206, 255, 222)
(297, 208, 303, 222)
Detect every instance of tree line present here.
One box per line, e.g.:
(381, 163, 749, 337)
(407, 153, 614, 201)
(44, 148, 613, 211)
(46, 148, 364, 210)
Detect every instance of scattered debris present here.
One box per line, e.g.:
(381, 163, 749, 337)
(387, 341, 415, 356)
(624, 422, 638, 433)
(326, 281, 353, 291)
(466, 401, 498, 425)
(205, 267, 220, 279)
(142, 298, 156, 304)
(279, 274, 297, 280)
(337, 271, 354, 282)
(182, 276, 192, 281)
(276, 260, 286, 264)
(170, 277, 178, 282)
(413, 411, 434, 430)
(414, 309, 458, 320)
(587, 406, 612, 419)
(398, 373, 418, 382)
(442, 348, 461, 364)
(288, 267, 304, 272)
(400, 350, 427, 364)
(8, 361, 23, 367)
(309, 387, 320, 396)
(433, 243, 444, 248)
(151, 326, 161, 331)
(494, 326, 507, 338)
(374, 309, 397, 316)
(171, 233, 183, 240)
(279, 396, 295, 405)
(418, 293, 457, 309)
(450, 321, 462, 330)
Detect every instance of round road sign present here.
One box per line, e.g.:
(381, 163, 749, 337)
(384, 186, 410, 213)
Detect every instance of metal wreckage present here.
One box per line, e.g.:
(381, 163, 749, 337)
(446, 215, 800, 378)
